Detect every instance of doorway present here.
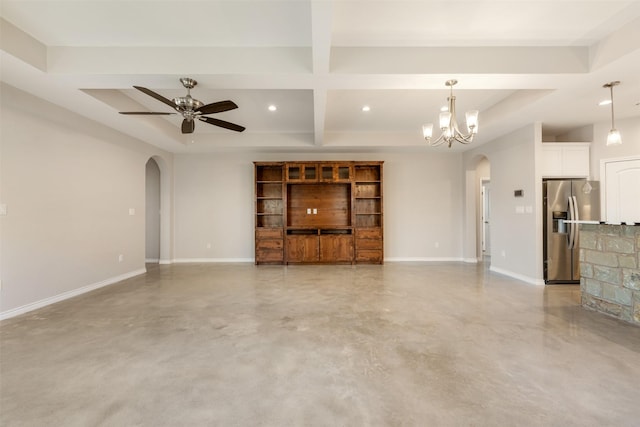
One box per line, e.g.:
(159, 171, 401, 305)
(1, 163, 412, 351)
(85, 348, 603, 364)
(145, 158, 161, 263)
(481, 180, 491, 259)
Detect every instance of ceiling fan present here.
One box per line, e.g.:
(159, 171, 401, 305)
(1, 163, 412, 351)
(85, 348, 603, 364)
(119, 77, 245, 134)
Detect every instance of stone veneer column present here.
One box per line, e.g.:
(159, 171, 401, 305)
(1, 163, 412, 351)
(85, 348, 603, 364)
(580, 224, 640, 325)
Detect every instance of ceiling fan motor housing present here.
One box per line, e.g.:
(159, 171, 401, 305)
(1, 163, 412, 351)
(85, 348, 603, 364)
(173, 96, 204, 112)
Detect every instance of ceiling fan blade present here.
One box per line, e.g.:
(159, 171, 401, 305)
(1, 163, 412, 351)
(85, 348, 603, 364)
(119, 112, 176, 115)
(182, 119, 195, 134)
(133, 86, 177, 110)
(199, 116, 246, 132)
(195, 100, 238, 115)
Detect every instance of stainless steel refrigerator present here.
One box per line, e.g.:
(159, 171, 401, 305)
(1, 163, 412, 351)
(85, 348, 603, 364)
(543, 179, 600, 284)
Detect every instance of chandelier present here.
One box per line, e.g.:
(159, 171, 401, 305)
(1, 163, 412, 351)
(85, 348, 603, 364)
(422, 79, 479, 148)
(603, 81, 622, 146)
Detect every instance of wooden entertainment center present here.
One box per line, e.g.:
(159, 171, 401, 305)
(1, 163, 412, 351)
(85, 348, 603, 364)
(255, 161, 384, 264)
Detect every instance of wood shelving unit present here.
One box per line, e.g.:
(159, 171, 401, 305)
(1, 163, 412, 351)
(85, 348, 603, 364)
(354, 163, 383, 263)
(254, 161, 383, 264)
(255, 163, 285, 263)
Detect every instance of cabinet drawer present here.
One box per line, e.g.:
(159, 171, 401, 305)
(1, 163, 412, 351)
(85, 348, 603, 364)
(355, 228, 382, 239)
(256, 239, 283, 250)
(256, 228, 284, 239)
(257, 249, 284, 262)
(356, 238, 382, 250)
(356, 249, 383, 263)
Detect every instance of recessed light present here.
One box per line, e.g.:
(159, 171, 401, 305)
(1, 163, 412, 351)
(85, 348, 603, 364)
(599, 99, 612, 106)
(268, 105, 277, 112)
(362, 105, 371, 112)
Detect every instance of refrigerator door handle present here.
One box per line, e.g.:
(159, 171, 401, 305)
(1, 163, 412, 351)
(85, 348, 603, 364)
(572, 195, 580, 249)
(567, 196, 575, 249)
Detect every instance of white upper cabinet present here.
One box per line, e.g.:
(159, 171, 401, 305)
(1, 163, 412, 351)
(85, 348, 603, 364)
(540, 143, 590, 178)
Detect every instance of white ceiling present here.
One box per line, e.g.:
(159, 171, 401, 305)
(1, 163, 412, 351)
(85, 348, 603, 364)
(2, 0, 640, 153)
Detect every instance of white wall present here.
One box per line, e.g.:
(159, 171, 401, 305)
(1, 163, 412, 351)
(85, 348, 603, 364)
(464, 125, 539, 283)
(0, 84, 173, 316)
(173, 151, 464, 262)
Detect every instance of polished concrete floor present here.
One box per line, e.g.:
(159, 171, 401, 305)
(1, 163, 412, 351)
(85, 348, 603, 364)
(2, 262, 640, 427)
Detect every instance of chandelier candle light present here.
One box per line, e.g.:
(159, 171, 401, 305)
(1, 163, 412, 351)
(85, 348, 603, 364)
(423, 79, 479, 148)
(603, 81, 622, 146)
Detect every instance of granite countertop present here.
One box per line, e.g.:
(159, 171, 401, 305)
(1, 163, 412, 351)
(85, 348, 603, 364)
(564, 220, 639, 226)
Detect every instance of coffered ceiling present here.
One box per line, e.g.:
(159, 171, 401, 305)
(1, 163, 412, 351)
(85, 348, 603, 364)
(1, 1, 639, 153)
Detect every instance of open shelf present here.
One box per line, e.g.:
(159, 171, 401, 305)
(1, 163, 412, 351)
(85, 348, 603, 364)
(354, 165, 381, 182)
(256, 165, 283, 182)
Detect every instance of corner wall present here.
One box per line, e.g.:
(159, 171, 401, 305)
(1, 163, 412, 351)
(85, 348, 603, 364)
(464, 124, 540, 284)
(0, 84, 173, 317)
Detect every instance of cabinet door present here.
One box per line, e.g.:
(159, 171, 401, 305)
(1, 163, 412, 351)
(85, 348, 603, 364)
(286, 235, 319, 262)
(287, 164, 318, 182)
(562, 146, 590, 177)
(540, 146, 563, 177)
(319, 234, 353, 262)
(320, 164, 352, 182)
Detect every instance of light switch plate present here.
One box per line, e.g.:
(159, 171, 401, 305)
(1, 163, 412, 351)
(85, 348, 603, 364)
(0, 204, 6, 216)
(129, 208, 135, 215)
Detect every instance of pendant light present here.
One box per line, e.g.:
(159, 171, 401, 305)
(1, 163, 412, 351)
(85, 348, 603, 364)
(603, 81, 622, 146)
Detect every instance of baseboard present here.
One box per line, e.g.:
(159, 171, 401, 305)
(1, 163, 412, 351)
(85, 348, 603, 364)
(385, 257, 464, 262)
(489, 266, 544, 285)
(172, 258, 254, 263)
(145, 258, 159, 263)
(0, 268, 146, 321)
(158, 259, 172, 265)
(464, 258, 479, 263)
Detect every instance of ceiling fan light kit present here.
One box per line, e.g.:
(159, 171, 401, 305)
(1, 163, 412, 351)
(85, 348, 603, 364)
(119, 77, 245, 134)
(423, 79, 479, 148)
(603, 81, 622, 146)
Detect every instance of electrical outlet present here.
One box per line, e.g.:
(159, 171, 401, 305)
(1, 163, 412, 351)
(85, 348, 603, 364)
(118, 254, 124, 262)
(206, 243, 211, 249)
(501, 250, 506, 258)
(435, 242, 440, 248)
(0, 204, 6, 216)
(307, 208, 311, 214)
(129, 208, 135, 216)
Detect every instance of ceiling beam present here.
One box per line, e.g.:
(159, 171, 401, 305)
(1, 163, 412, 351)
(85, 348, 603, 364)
(311, 1, 333, 146)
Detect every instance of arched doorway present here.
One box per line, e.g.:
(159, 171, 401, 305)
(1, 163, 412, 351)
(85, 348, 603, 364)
(145, 155, 171, 264)
(145, 158, 161, 263)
